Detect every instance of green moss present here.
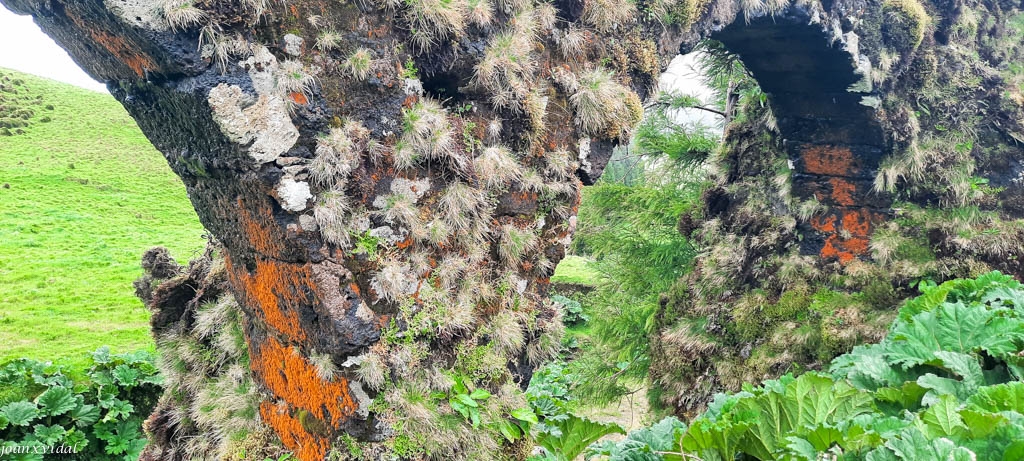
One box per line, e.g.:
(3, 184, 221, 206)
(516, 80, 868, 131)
(860, 279, 899, 310)
(762, 286, 812, 321)
(454, 342, 508, 382)
(882, 0, 929, 48)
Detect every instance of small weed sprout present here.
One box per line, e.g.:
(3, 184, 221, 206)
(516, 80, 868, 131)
(392, 139, 418, 170)
(315, 30, 343, 52)
(198, 26, 252, 73)
(433, 254, 469, 290)
(870, 223, 906, 265)
(192, 299, 230, 340)
(277, 59, 318, 99)
(473, 32, 535, 113)
(372, 258, 417, 303)
(356, 351, 388, 390)
(569, 68, 644, 138)
(307, 14, 325, 28)
(400, 98, 462, 169)
(796, 198, 826, 222)
(315, 190, 352, 247)
(344, 47, 374, 81)
(375, 0, 404, 11)
(527, 315, 564, 365)
(496, 223, 538, 266)
(486, 118, 503, 142)
(245, 0, 271, 17)
(163, 0, 207, 31)
(740, 0, 789, 22)
(409, 250, 432, 277)
(582, 0, 636, 33)
(411, 219, 444, 247)
(311, 127, 360, 187)
(376, 192, 421, 233)
(310, 351, 338, 381)
(474, 145, 522, 190)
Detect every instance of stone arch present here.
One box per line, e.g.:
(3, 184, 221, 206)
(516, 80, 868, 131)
(7, 0, 1011, 458)
(704, 7, 893, 263)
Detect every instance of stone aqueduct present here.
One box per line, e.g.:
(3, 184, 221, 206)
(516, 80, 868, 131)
(4, 0, 1020, 457)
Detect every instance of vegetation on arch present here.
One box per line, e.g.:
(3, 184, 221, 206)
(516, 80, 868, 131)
(588, 272, 1024, 460)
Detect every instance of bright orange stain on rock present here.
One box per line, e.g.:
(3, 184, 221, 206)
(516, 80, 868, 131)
(810, 215, 836, 233)
(227, 256, 311, 342)
(259, 402, 330, 461)
(65, 9, 157, 78)
(841, 209, 872, 236)
(238, 199, 286, 256)
(802, 145, 854, 176)
(290, 92, 308, 105)
(252, 335, 358, 426)
(829, 178, 857, 206)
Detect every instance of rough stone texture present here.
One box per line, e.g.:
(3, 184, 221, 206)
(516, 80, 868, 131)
(5, 0, 1024, 457)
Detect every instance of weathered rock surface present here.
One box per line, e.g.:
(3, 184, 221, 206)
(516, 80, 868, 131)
(5, 0, 1024, 457)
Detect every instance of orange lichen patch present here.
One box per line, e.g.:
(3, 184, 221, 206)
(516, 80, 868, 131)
(290, 92, 308, 105)
(395, 237, 414, 249)
(829, 178, 857, 206)
(820, 234, 870, 265)
(820, 235, 856, 265)
(810, 215, 837, 233)
(841, 209, 873, 236)
(238, 199, 286, 256)
(65, 9, 157, 78)
(227, 257, 312, 342)
(838, 236, 869, 254)
(801, 145, 854, 176)
(252, 335, 358, 427)
(259, 402, 329, 461)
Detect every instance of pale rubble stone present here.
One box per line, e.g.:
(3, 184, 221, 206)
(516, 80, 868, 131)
(276, 178, 313, 212)
(283, 34, 304, 56)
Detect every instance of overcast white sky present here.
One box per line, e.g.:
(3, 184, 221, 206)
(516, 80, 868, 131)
(0, 6, 108, 93)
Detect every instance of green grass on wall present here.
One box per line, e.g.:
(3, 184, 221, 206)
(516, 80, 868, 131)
(0, 68, 206, 368)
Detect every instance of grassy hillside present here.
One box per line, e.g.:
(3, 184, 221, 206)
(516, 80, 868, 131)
(0, 68, 205, 367)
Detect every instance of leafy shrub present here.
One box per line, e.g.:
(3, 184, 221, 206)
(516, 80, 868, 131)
(525, 362, 625, 460)
(0, 347, 162, 460)
(551, 295, 588, 325)
(587, 272, 1024, 460)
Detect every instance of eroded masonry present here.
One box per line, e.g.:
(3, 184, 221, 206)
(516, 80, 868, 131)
(5, 0, 1024, 457)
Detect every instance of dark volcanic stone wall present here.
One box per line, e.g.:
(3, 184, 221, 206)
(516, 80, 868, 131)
(4, 0, 1024, 457)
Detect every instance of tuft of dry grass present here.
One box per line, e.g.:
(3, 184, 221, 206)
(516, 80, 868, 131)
(569, 68, 644, 138)
(582, 0, 636, 33)
(344, 47, 374, 81)
(473, 31, 536, 113)
(474, 145, 523, 190)
(162, 0, 207, 31)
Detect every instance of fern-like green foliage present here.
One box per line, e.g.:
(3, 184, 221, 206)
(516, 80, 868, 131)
(568, 160, 704, 405)
(586, 272, 1024, 460)
(0, 347, 161, 460)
